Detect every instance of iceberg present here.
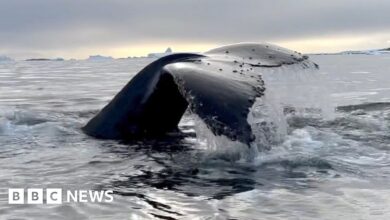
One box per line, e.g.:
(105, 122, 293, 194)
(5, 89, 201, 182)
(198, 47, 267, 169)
(0, 55, 14, 62)
(147, 47, 173, 58)
(87, 55, 114, 61)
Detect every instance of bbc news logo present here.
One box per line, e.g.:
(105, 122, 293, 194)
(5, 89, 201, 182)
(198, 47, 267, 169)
(8, 188, 114, 204)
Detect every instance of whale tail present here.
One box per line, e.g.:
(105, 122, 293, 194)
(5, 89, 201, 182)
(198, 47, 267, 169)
(83, 43, 317, 145)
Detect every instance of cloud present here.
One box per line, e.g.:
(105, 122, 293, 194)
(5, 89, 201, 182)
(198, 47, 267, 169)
(1, 0, 390, 58)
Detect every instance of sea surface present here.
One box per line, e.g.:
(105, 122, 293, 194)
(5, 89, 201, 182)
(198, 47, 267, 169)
(0, 55, 390, 219)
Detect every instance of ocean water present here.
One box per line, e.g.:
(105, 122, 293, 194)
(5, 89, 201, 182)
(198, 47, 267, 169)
(0, 55, 389, 219)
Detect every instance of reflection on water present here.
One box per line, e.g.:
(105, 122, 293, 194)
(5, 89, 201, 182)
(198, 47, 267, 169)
(0, 55, 390, 219)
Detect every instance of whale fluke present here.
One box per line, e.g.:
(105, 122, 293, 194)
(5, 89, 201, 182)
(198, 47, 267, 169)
(83, 43, 316, 145)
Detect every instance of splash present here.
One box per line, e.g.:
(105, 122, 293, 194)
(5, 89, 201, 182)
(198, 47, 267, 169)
(259, 63, 335, 119)
(189, 114, 253, 161)
(248, 62, 335, 152)
(185, 61, 335, 161)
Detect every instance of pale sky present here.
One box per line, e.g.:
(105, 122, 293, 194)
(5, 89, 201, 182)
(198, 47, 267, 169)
(1, 0, 390, 59)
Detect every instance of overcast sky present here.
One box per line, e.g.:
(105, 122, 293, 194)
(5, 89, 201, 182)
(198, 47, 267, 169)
(1, 0, 390, 59)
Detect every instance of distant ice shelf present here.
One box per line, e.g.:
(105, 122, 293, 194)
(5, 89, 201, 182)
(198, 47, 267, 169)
(310, 48, 390, 55)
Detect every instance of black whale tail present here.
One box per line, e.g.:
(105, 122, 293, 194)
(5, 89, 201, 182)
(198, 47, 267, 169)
(82, 53, 203, 139)
(83, 43, 317, 145)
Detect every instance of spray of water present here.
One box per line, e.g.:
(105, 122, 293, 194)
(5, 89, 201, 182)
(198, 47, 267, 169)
(186, 61, 335, 161)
